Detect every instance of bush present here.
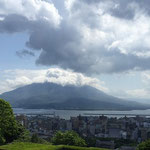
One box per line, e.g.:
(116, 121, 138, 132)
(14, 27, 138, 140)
(15, 123, 31, 142)
(31, 133, 48, 144)
(137, 139, 150, 150)
(31, 133, 39, 143)
(52, 131, 87, 147)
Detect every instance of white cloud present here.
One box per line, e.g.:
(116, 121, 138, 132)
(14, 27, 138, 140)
(142, 71, 150, 85)
(120, 71, 150, 99)
(126, 89, 149, 99)
(0, 68, 108, 94)
(0, 0, 61, 26)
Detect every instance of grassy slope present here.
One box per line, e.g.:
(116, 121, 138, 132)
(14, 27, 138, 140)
(0, 142, 108, 150)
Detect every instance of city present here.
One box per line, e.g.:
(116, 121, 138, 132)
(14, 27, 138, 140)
(16, 114, 150, 149)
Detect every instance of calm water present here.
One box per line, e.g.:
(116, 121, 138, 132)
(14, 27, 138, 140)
(13, 108, 150, 120)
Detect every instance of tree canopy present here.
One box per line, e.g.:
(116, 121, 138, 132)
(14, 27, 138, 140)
(52, 131, 87, 147)
(137, 139, 150, 150)
(0, 128, 5, 145)
(0, 98, 28, 145)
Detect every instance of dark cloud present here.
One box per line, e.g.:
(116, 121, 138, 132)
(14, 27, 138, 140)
(102, 50, 150, 73)
(137, 0, 150, 15)
(76, 0, 150, 20)
(0, 14, 30, 33)
(16, 49, 35, 58)
(109, 0, 150, 20)
(30, 20, 150, 74)
(26, 19, 150, 74)
(110, 0, 135, 20)
(71, 0, 136, 20)
(26, 20, 84, 69)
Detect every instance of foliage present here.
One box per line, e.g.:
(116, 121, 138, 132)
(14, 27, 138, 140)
(31, 133, 47, 144)
(15, 123, 31, 142)
(114, 138, 137, 148)
(31, 134, 39, 143)
(85, 137, 138, 148)
(56, 145, 107, 150)
(0, 98, 19, 143)
(0, 129, 5, 145)
(0, 98, 29, 144)
(52, 131, 87, 147)
(0, 142, 108, 150)
(85, 137, 96, 147)
(137, 139, 150, 150)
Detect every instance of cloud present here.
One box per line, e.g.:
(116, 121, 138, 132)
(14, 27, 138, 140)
(120, 71, 150, 99)
(16, 49, 35, 57)
(75, 0, 150, 20)
(142, 71, 150, 85)
(1, 0, 150, 74)
(0, 14, 30, 33)
(0, 0, 61, 26)
(0, 68, 108, 94)
(126, 89, 149, 99)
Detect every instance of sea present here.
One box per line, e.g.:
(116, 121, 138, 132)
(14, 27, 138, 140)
(13, 108, 150, 120)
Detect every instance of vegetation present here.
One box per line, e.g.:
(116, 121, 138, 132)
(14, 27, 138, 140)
(31, 133, 48, 144)
(51, 131, 87, 147)
(0, 142, 108, 150)
(85, 137, 138, 148)
(0, 99, 30, 145)
(0, 129, 5, 145)
(137, 139, 150, 150)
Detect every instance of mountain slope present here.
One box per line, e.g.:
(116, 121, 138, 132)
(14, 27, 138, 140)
(0, 82, 149, 110)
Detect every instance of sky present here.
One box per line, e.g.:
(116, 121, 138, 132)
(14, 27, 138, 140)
(1, 0, 150, 102)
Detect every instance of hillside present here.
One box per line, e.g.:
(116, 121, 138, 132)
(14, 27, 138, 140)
(0, 82, 149, 110)
(0, 142, 108, 150)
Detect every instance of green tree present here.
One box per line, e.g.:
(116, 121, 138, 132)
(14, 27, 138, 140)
(137, 139, 150, 150)
(31, 133, 47, 144)
(31, 133, 39, 143)
(52, 131, 87, 147)
(0, 98, 29, 144)
(0, 128, 5, 145)
(16, 123, 31, 142)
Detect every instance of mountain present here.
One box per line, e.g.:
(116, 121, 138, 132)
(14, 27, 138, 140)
(0, 82, 149, 110)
